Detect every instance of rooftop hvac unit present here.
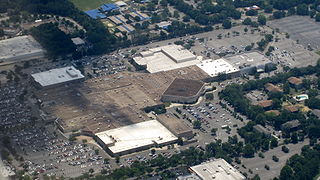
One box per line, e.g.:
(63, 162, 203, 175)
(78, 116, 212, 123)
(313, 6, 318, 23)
(66, 68, 78, 77)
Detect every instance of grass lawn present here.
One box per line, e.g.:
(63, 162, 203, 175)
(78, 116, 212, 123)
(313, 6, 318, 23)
(316, 50, 320, 56)
(69, 0, 115, 11)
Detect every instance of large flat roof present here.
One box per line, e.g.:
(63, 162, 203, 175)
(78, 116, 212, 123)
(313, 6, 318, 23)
(134, 45, 201, 73)
(0, 35, 44, 63)
(225, 52, 272, 70)
(196, 59, 239, 77)
(190, 159, 245, 180)
(31, 66, 84, 87)
(163, 78, 204, 97)
(95, 120, 177, 154)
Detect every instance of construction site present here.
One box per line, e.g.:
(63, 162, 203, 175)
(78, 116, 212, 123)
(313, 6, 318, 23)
(37, 65, 208, 135)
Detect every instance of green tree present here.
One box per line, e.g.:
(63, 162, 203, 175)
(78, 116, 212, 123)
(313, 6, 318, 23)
(211, 128, 217, 136)
(205, 93, 214, 100)
(283, 82, 290, 94)
(296, 4, 309, 16)
(291, 132, 298, 144)
(243, 144, 255, 158)
(222, 19, 232, 29)
(316, 13, 320, 22)
(279, 165, 294, 180)
(258, 15, 266, 25)
(193, 120, 201, 129)
(270, 138, 278, 148)
(243, 18, 252, 25)
(246, 9, 258, 16)
(0, 29, 4, 37)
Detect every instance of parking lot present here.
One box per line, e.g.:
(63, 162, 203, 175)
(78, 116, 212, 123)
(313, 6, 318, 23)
(9, 126, 109, 178)
(239, 140, 309, 180)
(269, 16, 320, 50)
(169, 99, 248, 145)
(269, 37, 320, 67)
(0, 84, 32, 130)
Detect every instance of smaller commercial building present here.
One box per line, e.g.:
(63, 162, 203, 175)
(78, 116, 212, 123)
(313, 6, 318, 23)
(226, 52, 274, 75)
(190, 158, 245, 180)
(161, 78, 205, 104)
(133, 45, 201, 73)
(31, 66, 84, 88)
(196, 59, 240, 80)
(157, 113, 193, 139)
(95, 120, 177, 156)
(0, 35, 45, 66)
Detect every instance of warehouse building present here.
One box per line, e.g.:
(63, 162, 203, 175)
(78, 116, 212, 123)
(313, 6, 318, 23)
(190, 159, 245, 180)
(161, 78, 205, 104)
(157, 113, 193, 139)
(31, 66, 84, 88)
(0, 35, 45, 66)
(225, 52, 274, 75)
(196, 59, 240, 80)
(133, 45, 201, 73)
(95, 120, 177, 156)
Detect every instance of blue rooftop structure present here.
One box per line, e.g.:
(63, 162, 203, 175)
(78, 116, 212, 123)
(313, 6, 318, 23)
(100, 3, 119, 12)
(85, 9, 106, 19)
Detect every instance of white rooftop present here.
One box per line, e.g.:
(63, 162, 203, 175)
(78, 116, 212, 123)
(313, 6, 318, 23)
(115, 1, 127, 7)
(0, 35, 44, 63)
(157, 21, 172, 28)
(196, 59, 239, 77)
(134, 45, 201, 73)
(190, 159, 245, 180)
(226, 52, 272, 69)
(71, 37, 85, 46)
(95, 120, 177, 154)
(31, 66, 84, 87)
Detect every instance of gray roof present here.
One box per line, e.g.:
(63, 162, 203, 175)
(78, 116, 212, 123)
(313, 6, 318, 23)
(31, 66, 84, 87)
(253, 125, 270, 135)
(281, 120, 300, 129)
(225, 52, 272, 70)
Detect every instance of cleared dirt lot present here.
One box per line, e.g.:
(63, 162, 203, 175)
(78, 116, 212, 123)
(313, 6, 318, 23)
(38, 66, 208, 133)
